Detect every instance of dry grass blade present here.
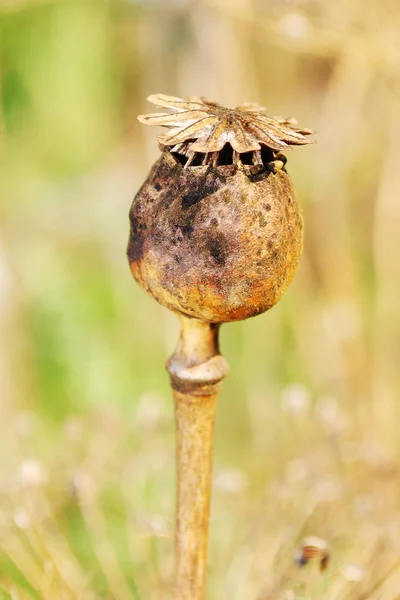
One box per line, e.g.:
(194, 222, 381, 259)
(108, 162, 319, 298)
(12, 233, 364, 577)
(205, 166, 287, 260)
(77, 484, 135, 600)
(357, 560, 400, 600)
(1, 584, 35, 600)
(0, 536, 45, 598)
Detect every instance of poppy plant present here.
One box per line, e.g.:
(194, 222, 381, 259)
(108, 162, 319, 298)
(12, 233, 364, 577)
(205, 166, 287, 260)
(128, 94, 313, 599)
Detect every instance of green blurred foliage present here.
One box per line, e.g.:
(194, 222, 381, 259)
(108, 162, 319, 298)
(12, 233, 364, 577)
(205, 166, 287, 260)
(1, 0, 400, 598)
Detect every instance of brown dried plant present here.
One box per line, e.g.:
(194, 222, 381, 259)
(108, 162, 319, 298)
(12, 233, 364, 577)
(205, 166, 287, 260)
(130, 91, 313, 599)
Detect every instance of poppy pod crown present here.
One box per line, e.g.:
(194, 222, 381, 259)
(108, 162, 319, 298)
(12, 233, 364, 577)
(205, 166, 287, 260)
(128, 94, 313, 323)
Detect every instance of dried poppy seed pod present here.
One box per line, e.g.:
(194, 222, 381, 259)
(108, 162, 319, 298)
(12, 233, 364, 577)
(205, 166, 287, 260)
(128, 94, 313, 600)
(128, 94, 313, 323)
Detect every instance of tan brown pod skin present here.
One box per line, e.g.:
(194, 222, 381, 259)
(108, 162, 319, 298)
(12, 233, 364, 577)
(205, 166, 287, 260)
(128, 151, 303, 323)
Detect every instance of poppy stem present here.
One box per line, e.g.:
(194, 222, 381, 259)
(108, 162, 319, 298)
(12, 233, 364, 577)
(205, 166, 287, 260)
(166, 315, 229, 599)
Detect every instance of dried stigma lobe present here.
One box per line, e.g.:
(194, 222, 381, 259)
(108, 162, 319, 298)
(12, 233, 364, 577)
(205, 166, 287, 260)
(137, 94, 313, 155)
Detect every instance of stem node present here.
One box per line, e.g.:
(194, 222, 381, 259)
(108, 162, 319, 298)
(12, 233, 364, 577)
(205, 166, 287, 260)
(166, 315, 228, 599)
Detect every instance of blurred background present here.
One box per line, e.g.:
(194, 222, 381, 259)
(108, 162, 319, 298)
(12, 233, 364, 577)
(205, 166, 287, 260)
(1, 0, 400, 598)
